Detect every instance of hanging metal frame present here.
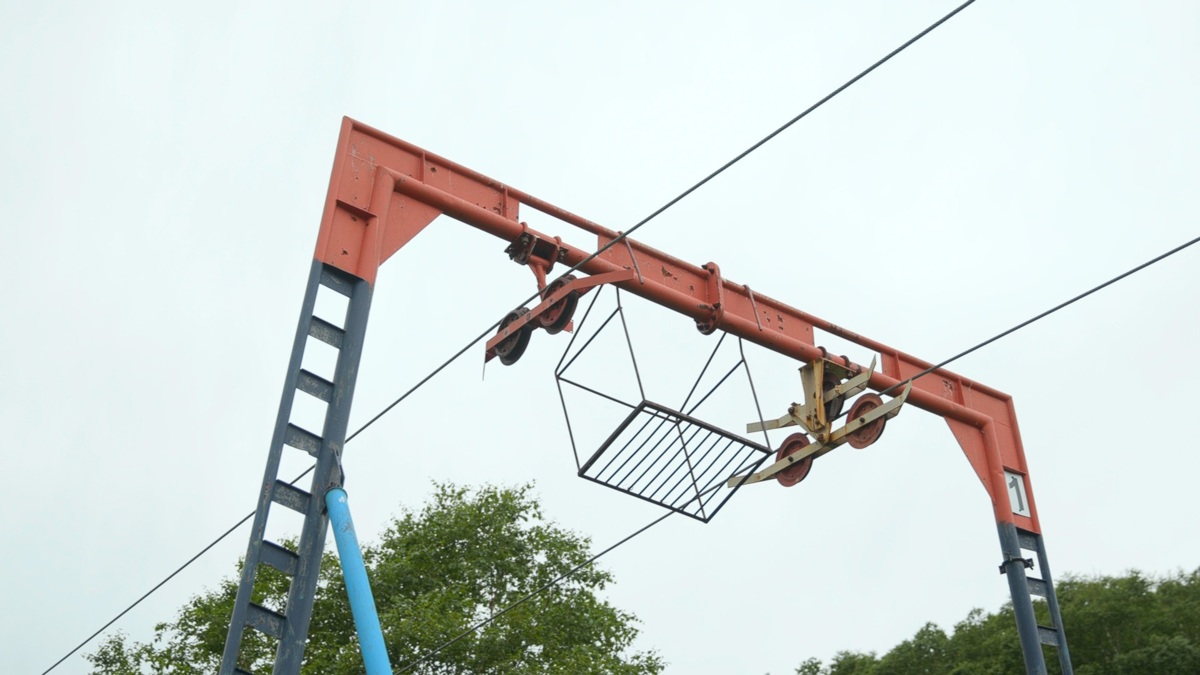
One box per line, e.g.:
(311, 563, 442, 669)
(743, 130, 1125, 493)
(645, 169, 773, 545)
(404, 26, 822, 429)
(554, 287, 774, 522)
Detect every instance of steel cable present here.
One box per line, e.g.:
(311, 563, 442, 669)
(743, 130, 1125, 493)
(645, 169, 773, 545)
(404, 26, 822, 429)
(40, 2, 982, 670)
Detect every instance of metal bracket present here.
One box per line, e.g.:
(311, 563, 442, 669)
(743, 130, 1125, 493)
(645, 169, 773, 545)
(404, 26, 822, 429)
(505, 224, 567, 290)
(695, 262, 726, 335)
(505, 226, 566, 266)
(320, 460, 345, 515)
(727, 382, 911, 487)
(999, 557, 1036, 574)
(747, 357, 876, 435)
(483, 268, 637, 362)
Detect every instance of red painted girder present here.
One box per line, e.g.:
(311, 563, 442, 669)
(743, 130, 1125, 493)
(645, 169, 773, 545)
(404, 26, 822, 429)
(314, 117, 1039, 532)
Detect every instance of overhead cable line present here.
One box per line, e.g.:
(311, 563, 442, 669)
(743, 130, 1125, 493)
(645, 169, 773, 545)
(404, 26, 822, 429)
(36, 512, 257, 675)
(399, 228, 1200, 671)
(42, 2, 979, 671)
(878, 232, 1200, 398)
(348, 0, 980, 442)
(51, 230, 1197, 675)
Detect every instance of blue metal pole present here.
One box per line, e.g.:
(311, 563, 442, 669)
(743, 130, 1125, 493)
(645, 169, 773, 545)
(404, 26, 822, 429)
(325, 487, 393, 674)
(999, 523, 1047, 675)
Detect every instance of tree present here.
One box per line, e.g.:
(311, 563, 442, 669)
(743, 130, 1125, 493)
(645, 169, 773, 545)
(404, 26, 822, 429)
(825, 650, 879, 675)
(794, 568, 1200, 675)
(88, 483, 665, 674)
(873, 622, 950, 674)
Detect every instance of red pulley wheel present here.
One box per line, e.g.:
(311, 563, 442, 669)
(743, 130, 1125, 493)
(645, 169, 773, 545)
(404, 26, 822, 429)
(495, 307, 533, 366)
(538, 274, 579, 335)
(846, 393, 886, 449)
(774, 432, 814, 487)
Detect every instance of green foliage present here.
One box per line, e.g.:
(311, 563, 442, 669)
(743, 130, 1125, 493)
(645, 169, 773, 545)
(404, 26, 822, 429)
(873, 623, 950, 675)
(826, 650, 878, 674)
(87, 483, 664, 674)
(795, 657, 825, 675)
(794, 568, 1200, 675)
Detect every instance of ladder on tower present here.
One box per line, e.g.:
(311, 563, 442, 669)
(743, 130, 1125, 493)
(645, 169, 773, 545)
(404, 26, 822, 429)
(220, 261, 373, 675)
(1000, 524, 1073, 675)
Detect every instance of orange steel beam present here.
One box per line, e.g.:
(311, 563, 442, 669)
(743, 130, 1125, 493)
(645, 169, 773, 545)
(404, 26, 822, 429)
(315, 117, 1039, 535)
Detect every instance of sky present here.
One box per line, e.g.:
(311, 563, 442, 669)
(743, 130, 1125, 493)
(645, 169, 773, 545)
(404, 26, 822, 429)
(3, 1, 1199, 673)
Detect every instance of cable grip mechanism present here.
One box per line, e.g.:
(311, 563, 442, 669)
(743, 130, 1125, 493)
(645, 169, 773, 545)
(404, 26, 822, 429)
(728, 357, 912, 488)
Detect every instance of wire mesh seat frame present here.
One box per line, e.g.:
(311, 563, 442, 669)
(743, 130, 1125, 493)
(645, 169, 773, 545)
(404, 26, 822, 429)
(554, 287, 775, 523)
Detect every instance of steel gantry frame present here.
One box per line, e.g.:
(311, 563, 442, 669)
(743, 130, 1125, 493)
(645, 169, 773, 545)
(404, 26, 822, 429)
(221, 118, 1071, 674)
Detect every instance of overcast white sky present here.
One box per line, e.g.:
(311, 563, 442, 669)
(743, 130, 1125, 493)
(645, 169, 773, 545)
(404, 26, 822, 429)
(4, 2, 1199, 673)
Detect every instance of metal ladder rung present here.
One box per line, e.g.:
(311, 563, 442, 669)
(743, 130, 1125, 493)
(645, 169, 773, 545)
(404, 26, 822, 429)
(309, 317, 345, 348)
(320, 266, 356, 297)
(296, 369, 334, 402)
(1027, 576, 1049, 598)
(1017, 529, 1040, 551)
(271, 480, 311, 514)
(260, 541, 299, 576)
(245, 603, 287, 639)
(222, 262, 372, 675)
(284, 424, 322, 457)
(1038, 625, 1061, 646)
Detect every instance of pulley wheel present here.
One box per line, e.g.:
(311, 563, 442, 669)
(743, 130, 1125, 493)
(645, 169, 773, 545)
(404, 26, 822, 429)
(495, 307, 533, 366)
(538, 274, 579, 335)
(774, 432, 814, 487)
(846, 393, 886, 449)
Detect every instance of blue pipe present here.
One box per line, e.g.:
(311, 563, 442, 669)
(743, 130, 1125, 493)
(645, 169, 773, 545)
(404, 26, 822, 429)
(325, 487, 393, 674)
